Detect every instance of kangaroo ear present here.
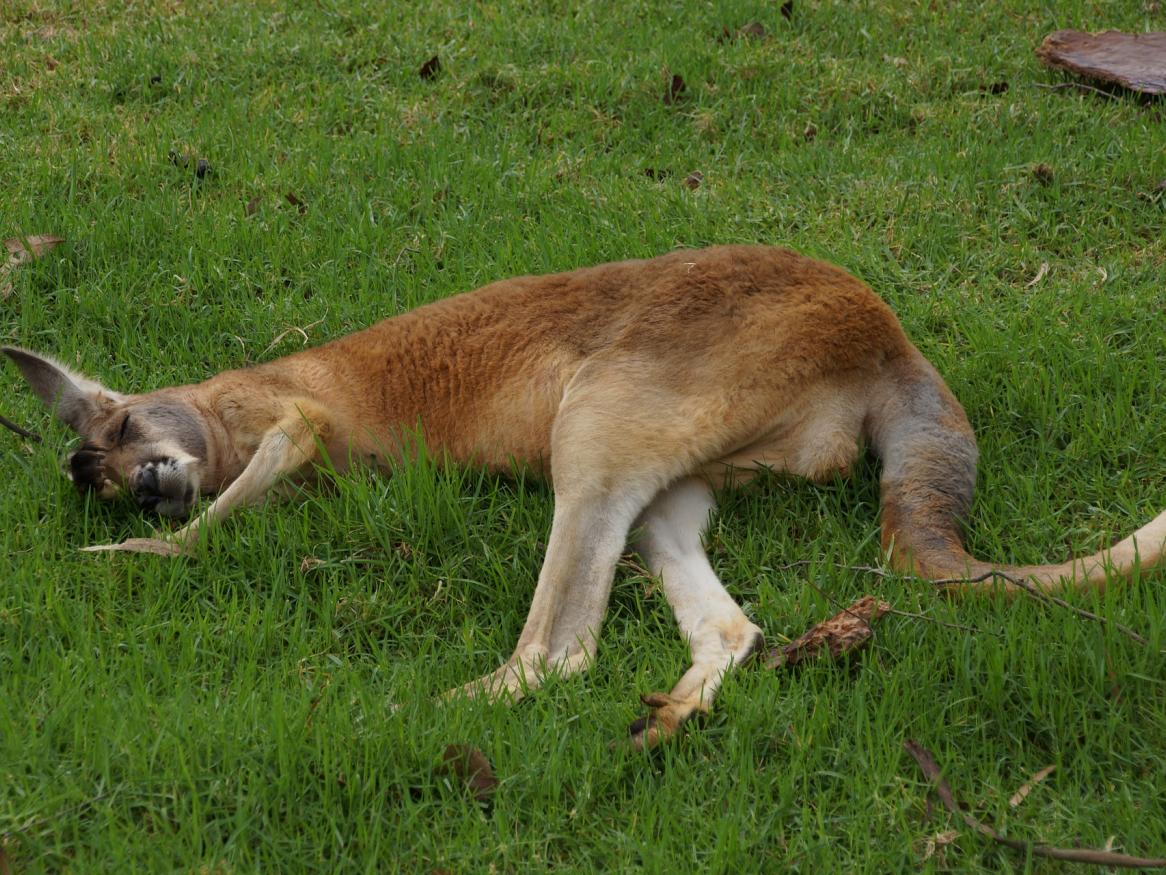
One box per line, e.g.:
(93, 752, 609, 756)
(2, 347, 125, 435)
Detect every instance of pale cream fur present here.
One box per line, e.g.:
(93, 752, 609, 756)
(6, 244, 1165, 749)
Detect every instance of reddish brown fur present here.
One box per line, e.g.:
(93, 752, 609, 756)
(213, 246, 908, 479)
(8, 244, 1166, 746)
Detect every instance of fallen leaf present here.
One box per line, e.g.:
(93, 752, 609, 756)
(780, 0, 794, 19)
(245, 196, 261, 216)
(1009, 764, 1056, 808)
(663, 73, 687, 105)
(683, 170, 704, 189)
(1032, 163, 1054, 185)
(1036, 30, 1166, 96)
(803, 122, 818, 141)
(0, 842, 9, 875)
(739, 21, 766, 39)
(4, 234, 65, 260)
(438, 744, 498, 802)
(419, 54, 441, 81)
(81, 538, 187, 557)
(1, 234, 65, 298)
(285, 191, 308, 214)
(300, 556, 324, 573)
(45, 54, 60, 71)
(1024, 262, 1049, 288)
(765, 595, 891, 668)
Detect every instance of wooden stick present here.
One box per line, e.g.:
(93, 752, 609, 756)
(905, 740, 1166, 869)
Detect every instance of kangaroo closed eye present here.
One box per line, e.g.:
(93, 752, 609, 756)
(8, 245, 1166, 752)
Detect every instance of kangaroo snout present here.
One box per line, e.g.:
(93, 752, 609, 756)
(130, 458, 196, 518)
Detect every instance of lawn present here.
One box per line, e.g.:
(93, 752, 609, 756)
(2, 0, 1166, 871)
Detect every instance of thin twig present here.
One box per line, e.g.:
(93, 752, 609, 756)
(1033, 81, 1123, 100)
(788, 563, 992, 637)
(773, 560, 1154, 649)
(905, 739, 1166, 869)
(885, 606, 993, 637)
(0, 413, 41, 442)
(932, 568, 1152, 648)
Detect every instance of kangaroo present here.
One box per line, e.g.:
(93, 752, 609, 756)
(6, 245, 1165, 749)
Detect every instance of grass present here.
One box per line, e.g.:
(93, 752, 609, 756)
(2, 0, 1166, 870)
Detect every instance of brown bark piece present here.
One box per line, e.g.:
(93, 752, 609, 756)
(1036, 30, 1166, 95)
(765, 595, 891, 668)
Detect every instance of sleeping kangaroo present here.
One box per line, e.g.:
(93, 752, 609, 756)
(6, 245, 1165, 748)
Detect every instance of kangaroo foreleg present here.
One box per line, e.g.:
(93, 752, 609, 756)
(84, 402, 334, 555)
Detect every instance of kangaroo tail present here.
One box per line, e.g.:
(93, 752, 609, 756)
(868, 350, 1166, 594)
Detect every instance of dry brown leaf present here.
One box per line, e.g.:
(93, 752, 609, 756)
(739, 22, 766, 39)
(439, 744, 499, 802)
(1, 234, 65, 298)
(419, 54, 441, 81)
(0, 841, 9, 875)
(285, 191, 308, 214)
(766, 595, 891, 668)
(663, 73, 687, 105)
(1009, 764, 1056, 808)
(81, 538, 187, 557)
(683, 170, 704, 190)
(245, 196, 261, 216)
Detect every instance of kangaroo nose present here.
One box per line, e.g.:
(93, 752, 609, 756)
(136, 465, 159, 495)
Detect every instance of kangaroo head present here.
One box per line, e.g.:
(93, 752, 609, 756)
(3, 347, 210, 518)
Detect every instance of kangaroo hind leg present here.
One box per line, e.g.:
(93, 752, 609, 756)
(628, 476, 764, 750)
(450, 360, 730, 704)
